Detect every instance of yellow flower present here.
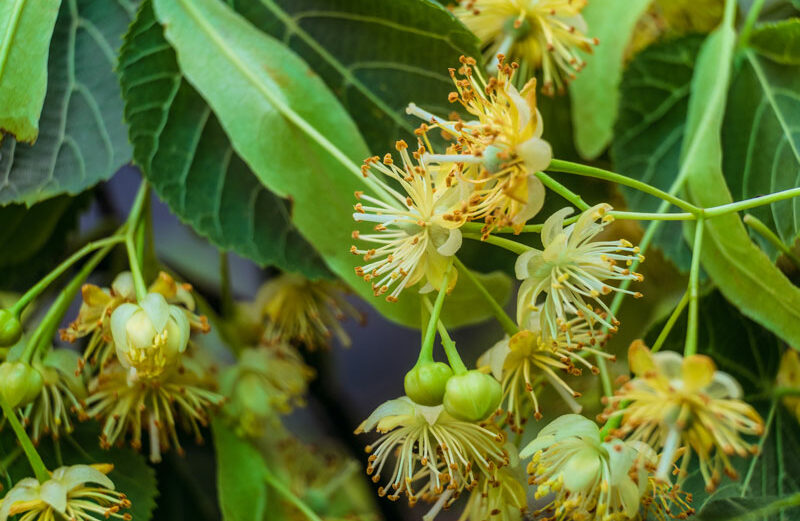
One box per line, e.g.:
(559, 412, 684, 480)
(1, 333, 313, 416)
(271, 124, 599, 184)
(454, 0, 598, 95)
(478, 320, 610, 429)
(603, 342, 764, 491)
(407, 58, 550, 236)
(85, 356, 223, 463)
(457, 465, 527, 521)
(355, 397, 508, 509)
(221, 344, 314, 437)
(776, 349, 800, 423)
(21, 349, 88, 443)
(515, 204, 644, 342)
(351, 140, 465, 302)
(254, 273, 363, 349)
(0, 464, 130, 521)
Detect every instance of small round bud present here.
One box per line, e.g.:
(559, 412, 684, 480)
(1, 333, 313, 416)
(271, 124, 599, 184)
(404, 362, 454, 406)
(0, 361, 43, 408)
(443, 370, 502, 422)
(0, 309, 22, 347)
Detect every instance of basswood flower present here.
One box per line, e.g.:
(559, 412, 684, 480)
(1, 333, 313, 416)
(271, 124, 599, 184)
(602, 342, 764, 491)
(85, 355, 223, 463)
(351, 140, 466, 301)
(254, 273, 363, 349)
(776, 349, 800, 424)
(515, 204, 644, 342)
(453, 0, 598, 95)
(457, 463, 527, 521)
(21, 349, 88, 442)
(407, 57, 551, 236)
(478, 317, 611, 429)
(355, 396, 508, 509)
(520, 414, 650, 521)
(0, 464, 131, 521)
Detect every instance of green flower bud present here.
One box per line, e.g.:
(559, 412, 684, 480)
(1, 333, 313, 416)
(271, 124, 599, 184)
(404, 362, 454, 406)
(0, 309, 22, 347)
(443, 370, 502, 422)
(0, 361, 43, 408)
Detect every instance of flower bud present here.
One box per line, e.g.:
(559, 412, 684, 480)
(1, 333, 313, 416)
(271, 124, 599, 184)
(443, 370, 502, 422)
(404, 362, 453, 406)
(0, 361, 43, 408)
(110, 292, 190, 379)
(0, 309, 22, 347)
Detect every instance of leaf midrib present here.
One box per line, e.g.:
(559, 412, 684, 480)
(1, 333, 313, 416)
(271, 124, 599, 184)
(0, 0, 27, 81)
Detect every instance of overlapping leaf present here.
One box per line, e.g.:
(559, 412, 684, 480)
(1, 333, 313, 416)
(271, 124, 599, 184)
(212, 420, 268, 521)
(0, 0, 134, 206)
(119, 1, 329, 279)
(749, 18, 800, 65)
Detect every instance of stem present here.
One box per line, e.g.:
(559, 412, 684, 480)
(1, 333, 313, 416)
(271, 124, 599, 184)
(453, 257, 518, 336)
(739, 0, 766, 46)
(9, 236, 122, 317)
(535, 172, 590, 211)
(418, 261, 453, 365)
(125, 182, 150, 300)
(651, 292, 689, 353)
(0, 397, 49, 483)
(743, 214, 800, 269)
(263, 467, 324, 521)
(219, 251, 235, 318)
(684, 219, 705, 357)
(21, 240, 122, 363)
(596, 357, 613, 398)
(610, 211, 694, 221)
(462, 233, 531, 254)
(704, 187, 800, 217)
(598, 408, 626, 441)
(548, 159, 701, 214)
(422, 297, 468, 374)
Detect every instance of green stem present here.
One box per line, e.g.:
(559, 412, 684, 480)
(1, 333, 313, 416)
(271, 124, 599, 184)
(598, 409, 624, 441)
(0, 397, 49, 483)
(9, 236, 122, 317)
(422, 297, 468, 374)
(743, 214, 800, 269)
(548, 159, 701, 214)
(684, 219, 705, 357)
(219, 251, 234, 318)
(610, 211, 694, 221)
(263, 467, 324, 521)
(21, 239, 122, 363)
(418, 260, 453, 365)
(596, 357, 613, 398)
(125, 182, 150, 300)
(535, 171, 590, 211)
(739, 0, 765, 46)
(462, 233, 531, 254)
(651, 292, 689, 353)
(773, 386, 800, 399)
(453, 257, 518, 336)
(704, 187, 800, 217)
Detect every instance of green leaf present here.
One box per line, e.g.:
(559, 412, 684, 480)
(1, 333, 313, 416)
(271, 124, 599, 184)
(119, 0, 329, 279)
(0, 0, 60, 142)
(0, 422, 158, 521)
(682, 15, 800, 347)
(722, 50, 800, 259)
(150, 0, 510, 328)
(749, 19, 800, 64)
(233, 0, 481, 154)
(212, 419, 268, 521)
(0, 0, 135, 206)
(611, 35, 704, 272)
(569, 0, 651, 159)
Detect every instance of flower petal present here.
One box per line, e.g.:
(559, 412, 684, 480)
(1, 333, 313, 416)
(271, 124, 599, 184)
(541, 207, 574, 247)
(516, 138, 552, 174)
(59, 464, 115, 491)
(511, 174, 546, 225)
(562, 447, 601, 492)
(681, 355, 716, 392)
(110, 303, 140, 352)
(628, 341, 655, 376)
(140, 292, 170, 333)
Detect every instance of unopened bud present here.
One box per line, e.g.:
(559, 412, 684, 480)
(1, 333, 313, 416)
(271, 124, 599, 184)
(0, 309, 22, 347)
(0, 361, 43, 408)
(443, 370, 502, 422)
(404, 362, 453, 406)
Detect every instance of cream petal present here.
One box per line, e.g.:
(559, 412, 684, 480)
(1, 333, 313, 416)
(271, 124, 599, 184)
(40, 479, 69, 514)
(355, 396, 416, 433)
(628, 341, 656, 376)
(516, 138, 552, 174)
(618, 476, 643, 518)
(562, 447, 601, 492)
(506, 82, 532, 132)
(111, 271, 135, 300)
(681, 355, 716, 392)
(0, 485, 41, 521)
(541, 207, 574, 247)
(140, 292, 170, 333)
(59, 464, 114, 491)
(436, 228, 462, 256)
(606, 440, 636, 486)
(708, 370, 743, 399)
(514, 249, 541, 280)
(511, 174, 546, 225)
(479, 336, 511, 380)
(110, 303, 140, 351)
(533, 109, 545, 138)
(652, 351, 684, 380)
(168, 306, 191, 354)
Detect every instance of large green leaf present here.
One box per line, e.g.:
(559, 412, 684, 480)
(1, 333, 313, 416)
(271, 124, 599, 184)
(0, 0, 60, 143)
(611, 35, 704, 272)
(151, 0, 510, 328)
(232, 0, 481, 154)
(119, 0, 329, 279)
(569, 0, 651, 159)
(722, 49, 800, 259)
(682, 14, 800, 347)
(749, 18, 800, 64)
(212, 420, 268, 521)
(0, 0, 134, 206)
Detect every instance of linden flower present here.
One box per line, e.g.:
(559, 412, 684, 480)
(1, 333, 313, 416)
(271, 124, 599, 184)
(520, 414, 649, 521)
(355, 396, 508, 508)
(478, 319, 610, 430)
(85, 358, 223, 463)
(221, 344, 314, 437)
(515, 204, 644, 342)
(407, 57, 551, 236)
(21, 349, 88, 442)
(603, 342, 764, 491)
(254, 273, 363, 349)
(458, 465, 527, 521)
(351, 140, 466, 301)
(0, 464, 131, 521)
(454, 0, 598, 95)
(776, 349, 800, 424)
